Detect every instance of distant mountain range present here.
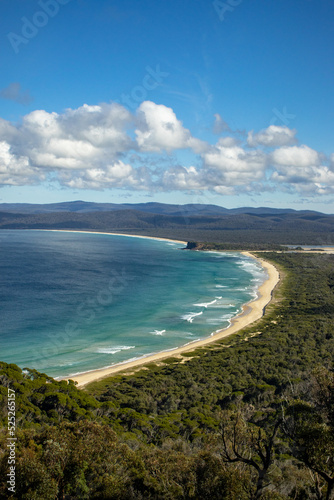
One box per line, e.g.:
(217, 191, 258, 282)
(0, 201, 333, 245)
(0, 200, 329, 217)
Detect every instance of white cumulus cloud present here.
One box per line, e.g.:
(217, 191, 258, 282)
(135, 101, 207, 154)
(163, 166, 206, 191)
(0, 100, 333, 198)
(59, 161, 145, 190)
(270, 145, 334, 194)
(0, 141, 44, 186)
(271, 144, 321, 168)
(0, 103, 137, 188)
(248, 125, 297, 148)
(203, 140, 267, 187)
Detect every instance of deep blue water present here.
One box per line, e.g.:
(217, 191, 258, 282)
(0, 230, 266, 378)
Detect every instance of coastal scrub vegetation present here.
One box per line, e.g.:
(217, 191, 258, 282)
(185, 241, 284, 251)
(1, 252, 334, 498)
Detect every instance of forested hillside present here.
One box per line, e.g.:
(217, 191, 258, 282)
(1, 253, 334, 498)
(0, 201, 326, 216)
(0, 209, 334, 244)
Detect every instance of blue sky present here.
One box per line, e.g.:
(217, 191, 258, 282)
(0, 0, 333, 211)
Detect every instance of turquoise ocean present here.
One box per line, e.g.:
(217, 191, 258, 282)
(0, 230, 267, 378)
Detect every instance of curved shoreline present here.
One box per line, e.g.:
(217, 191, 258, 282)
(68, 250, 280, 388)
(37, 229, 187, 246)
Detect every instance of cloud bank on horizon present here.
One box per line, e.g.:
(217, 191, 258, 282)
(0, 100, 333, 198)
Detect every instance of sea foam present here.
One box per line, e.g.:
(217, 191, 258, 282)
(181, 311, 203, 323)
(150, 329, 166, 336)
(193, 299, 217, 308)
(96, 346, 135, 355)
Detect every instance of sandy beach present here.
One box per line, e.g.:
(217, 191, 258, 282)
(69, 250, 280, 387)
(41, 229, 187, 246)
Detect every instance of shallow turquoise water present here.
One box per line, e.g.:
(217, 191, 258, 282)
(0, 230, 266, 378)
